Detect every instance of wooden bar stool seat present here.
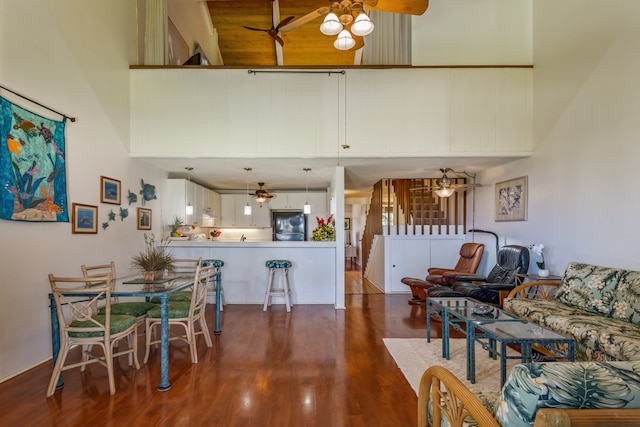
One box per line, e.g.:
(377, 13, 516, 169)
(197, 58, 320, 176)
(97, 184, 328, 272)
(263, 260, 293, 312)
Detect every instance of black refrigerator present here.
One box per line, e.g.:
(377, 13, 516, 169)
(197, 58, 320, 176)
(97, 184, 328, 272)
(272, 210, 306, 241)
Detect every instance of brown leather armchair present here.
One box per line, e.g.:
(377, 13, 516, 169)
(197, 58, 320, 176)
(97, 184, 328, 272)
(401, 242, 484, 304)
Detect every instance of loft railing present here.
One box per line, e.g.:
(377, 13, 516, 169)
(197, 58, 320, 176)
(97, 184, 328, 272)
(362, 178, 469, 274)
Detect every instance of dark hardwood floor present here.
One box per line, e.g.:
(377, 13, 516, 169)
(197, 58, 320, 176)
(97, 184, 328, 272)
(0, 277, 433, 426)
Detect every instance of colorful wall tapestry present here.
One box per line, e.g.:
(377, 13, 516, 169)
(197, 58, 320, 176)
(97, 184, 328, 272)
(0, 96, 68, 221)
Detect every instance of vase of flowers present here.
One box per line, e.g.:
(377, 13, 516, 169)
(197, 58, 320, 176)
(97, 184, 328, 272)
(312, 215, 335, 241)
(131, 234, 175, 280)
(529, 243, 549, 277)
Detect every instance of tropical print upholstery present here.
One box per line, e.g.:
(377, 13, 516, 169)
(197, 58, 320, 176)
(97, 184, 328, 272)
(494, 361, 640, 427)
(503, 298, 640, 361)
(266, 259, 292, 269)
(555, 262, 622, 315)
(504, 262, 640, 361)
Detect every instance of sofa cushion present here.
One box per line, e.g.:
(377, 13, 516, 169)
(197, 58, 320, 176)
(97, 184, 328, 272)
(504, 298, 640, 361)
(555, 262, 621, 315)
(494, 361, 640, 427)
(609, 269, 640, 325)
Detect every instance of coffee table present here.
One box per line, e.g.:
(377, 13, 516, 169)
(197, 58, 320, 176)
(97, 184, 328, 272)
(469, 321, 575, 387)
(427, 297, 575, 387)
(427, 297, 523, 359)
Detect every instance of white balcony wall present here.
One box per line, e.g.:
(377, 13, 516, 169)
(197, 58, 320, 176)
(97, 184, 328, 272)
(130, 68, 532, 158)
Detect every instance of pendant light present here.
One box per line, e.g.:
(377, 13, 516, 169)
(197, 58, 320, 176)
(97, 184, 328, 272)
(303, 168, 311, 214)
(243, 167, 252, 216)
(185, 167, 194, 216)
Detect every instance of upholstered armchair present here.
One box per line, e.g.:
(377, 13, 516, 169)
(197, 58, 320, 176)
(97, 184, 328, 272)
(401, 242, 485, 305)
(427, 244, 529, 307)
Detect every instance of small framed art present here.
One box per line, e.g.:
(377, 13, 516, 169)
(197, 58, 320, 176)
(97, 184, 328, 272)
(344, 218, 351, 230)
(137, 207, 152, 230)
(495, 176, 528, 222)
(100, 176, 121, 205)
(72, 203, 98, 234)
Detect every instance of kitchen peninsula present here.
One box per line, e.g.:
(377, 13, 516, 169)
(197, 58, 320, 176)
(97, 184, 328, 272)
(168, 240, 337, 306)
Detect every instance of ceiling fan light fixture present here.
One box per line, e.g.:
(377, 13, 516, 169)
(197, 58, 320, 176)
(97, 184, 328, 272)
(320, 13, 342, 35)
(351, 13, 374, 36)
(255, 196, 267, 203)
(334, 30, 356, 50)
(434, 187, 455, 198)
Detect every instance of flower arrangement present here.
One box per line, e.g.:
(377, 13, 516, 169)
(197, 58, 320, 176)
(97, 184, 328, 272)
(529, 243, 546, 270)
(131, 233, 175, 280)
(312, 215, 335, 241)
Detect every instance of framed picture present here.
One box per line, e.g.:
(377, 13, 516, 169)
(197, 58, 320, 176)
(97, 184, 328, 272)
(495, 176, 528, 222)
(344, 218, 351, 230)
(100, 176, 121, 205)
(72, 203, 98, 234)
(137, 207, 152, 230)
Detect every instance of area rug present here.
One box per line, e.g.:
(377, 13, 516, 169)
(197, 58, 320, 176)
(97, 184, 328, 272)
(383, 338, 520, 396)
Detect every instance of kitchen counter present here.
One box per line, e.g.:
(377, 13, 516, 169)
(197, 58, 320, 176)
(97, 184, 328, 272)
(167, 241, 340, 307)
(168, 240, 336, 248)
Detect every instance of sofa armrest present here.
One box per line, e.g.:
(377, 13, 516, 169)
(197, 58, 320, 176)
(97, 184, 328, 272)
(418, 366, 499, 427)
(506, 281, 560, 300)
(534, 408, 640, 427)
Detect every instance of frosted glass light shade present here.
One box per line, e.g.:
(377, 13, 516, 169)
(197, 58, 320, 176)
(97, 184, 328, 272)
(186, 203, 193, 215)
(320, 13, 342, 35)
(244, 203, 252, 215)
(255, 196, 266, 203)
(334, 30, 355, 50)
(304, 203, 311, 214)
(351, 13, 374, 36)
(435, 187, 455, 198)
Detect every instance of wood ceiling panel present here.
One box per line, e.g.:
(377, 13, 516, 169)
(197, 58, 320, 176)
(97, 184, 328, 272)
(208, 0, 358, 66)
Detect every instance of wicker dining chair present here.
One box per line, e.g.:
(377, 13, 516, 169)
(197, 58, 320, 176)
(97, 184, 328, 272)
(47, 273, 140, 397)
(143, 263, 214, 364)
(81, 261, 157, 319)
(148, 258, 202, 303)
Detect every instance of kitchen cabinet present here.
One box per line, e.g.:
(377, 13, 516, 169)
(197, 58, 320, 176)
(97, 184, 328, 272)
(164, 179, 220, 227)
(220, 194, 270, 227)
(269, 192, 327, 212)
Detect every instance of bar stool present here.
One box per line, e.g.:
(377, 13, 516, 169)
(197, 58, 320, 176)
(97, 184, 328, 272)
(263, 259, 293, 312)
(202, 259, 225, 310)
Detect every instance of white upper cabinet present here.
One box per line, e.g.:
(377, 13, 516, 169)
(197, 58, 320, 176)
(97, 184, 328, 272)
(130, 68, 532, 158)
(165, 179, 220, 227)
(267, 192, 327, 212)
(220, 194, 270, 228)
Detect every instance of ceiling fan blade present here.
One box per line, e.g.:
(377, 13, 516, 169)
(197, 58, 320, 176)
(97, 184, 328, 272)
(242, 26, 269, 32)
(274, 35, 284, 47)
(275, 16, 295, 32)
(364, 0, 429, 15)
(278, 7, 330, 32)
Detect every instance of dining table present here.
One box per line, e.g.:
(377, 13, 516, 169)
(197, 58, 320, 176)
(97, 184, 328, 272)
(48, 271, 222, 391)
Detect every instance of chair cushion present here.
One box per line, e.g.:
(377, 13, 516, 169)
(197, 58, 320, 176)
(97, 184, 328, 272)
(495, 362, 640, 427)
(202, 259, 224, 268)
(609, 269, 640, 325)
(556, 262, 622, 315)
(266, 259, 292, 269)
(69, 314, 136, 338)
(98, 301, 157, 317)
(149, 291, 192, 304)
(146, 302, 199, 319)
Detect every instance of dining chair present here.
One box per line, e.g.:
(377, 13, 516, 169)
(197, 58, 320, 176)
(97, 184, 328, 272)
(47, 273, 140, 397)
(81, 261, 157, 319)
(149, 258, 202, 303)
(143, 263, 214, 364)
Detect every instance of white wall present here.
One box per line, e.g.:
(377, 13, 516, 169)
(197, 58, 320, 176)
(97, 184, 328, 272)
(0, 1, 167, 381)
(471, 0, 640, 274)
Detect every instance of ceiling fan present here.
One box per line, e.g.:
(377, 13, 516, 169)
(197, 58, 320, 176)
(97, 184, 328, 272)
(410, 168, 483, 197)
(249, 182, 277, 205)
(242, 12, 295, 47)
(278, 0, 430, 37)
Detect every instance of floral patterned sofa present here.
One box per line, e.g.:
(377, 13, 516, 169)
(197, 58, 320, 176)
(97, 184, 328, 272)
(419, 361, 640, 427)
(503, 262, 640, 362)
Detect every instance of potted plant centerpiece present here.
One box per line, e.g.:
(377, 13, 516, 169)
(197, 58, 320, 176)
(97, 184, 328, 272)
(131, 233, 175, 281)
